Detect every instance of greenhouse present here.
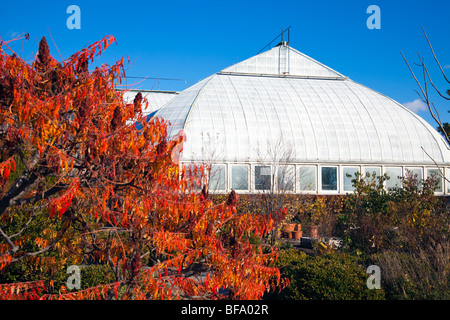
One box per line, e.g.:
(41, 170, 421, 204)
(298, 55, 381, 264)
(130, 42, 450, 195)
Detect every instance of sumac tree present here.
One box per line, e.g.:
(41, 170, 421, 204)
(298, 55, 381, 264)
(0, 34, 288, 300)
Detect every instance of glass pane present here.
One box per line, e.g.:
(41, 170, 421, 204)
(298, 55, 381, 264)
(427, 168, 443, 192)
(277, 165, 295, 192)
(365, 167, 381, 181)
(299, 166, 316, 191)
(255, 166, 272, 191)
(184, 164, 203, 191)
(405, 167, 422, 189)
(385, 167, 402, 190)
(447, 168, 450, 193)
(321, 167, 337, 191)
(209, 164, 226, 191)
(232, 165, 249, 191)
(343, 167, 359, 192)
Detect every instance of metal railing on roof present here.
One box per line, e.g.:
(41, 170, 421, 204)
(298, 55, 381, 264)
(123, 76, 187, 90)
(257, 26, 292, 55)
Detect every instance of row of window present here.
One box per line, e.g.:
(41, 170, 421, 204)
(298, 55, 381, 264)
(185, 163, 450, 194)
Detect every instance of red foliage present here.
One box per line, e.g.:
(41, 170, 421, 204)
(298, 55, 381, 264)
(0, 33, 287, 300)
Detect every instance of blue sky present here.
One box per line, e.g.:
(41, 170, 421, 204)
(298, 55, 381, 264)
(1, 0, 449, 128)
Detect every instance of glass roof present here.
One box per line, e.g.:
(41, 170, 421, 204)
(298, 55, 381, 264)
(122, 90, 178, 116)
(221, 43, 345, 78)
(153, 44, 450, 166)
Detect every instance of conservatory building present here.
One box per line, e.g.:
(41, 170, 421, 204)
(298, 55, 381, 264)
(133, 42, 450, 195)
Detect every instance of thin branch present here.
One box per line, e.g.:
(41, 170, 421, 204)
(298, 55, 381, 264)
(401, 50, 450, 144)
(9, 218, 71, 263)
(401, 51, 428, 101)
(9, 210, 40, 239)
(0, 226, 19, 254)
(46, 27, 64, 64)
(421, 146, 450, 184)
(422, 26, 450, 84)
(422, 56, 450, 101)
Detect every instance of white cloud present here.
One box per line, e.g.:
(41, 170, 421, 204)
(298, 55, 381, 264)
(444, 64, 450, 69)
(8, 31, 19, 38)
(403, 99, 428, 113)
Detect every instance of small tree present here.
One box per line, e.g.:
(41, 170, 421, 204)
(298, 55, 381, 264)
(0, 34, 288, 300)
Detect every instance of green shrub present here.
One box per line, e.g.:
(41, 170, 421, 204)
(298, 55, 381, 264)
(270, 249, 385, 300)
(80, 264, 116, 290)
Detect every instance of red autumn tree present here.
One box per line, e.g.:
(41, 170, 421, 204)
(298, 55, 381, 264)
(0, 34, 288, 300)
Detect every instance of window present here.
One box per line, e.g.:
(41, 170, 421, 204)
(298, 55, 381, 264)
(255, 166, 272, 191)
(321, 166, 338, 191)
(343, 167, 359, 192)
(385, 167, 402, 190)
(447, 168, 450, 194)
(427, 168, 443, 192)
(299, 166, 316, 191)
(208, 164, 226, 191)
(277, 165, 295, 192)
(405, 167, 422, 190)
(184, 164, 203, 191)
(365, 167, 381, 181)
(231, 165, 249, 191)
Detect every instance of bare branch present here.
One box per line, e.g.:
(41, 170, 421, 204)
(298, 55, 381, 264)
(0, 226, 19, 254)
(401, 50, 450, 145)
(421, 146, 450, 184)
(9, 218, 71, 263)
(421, 26, 450, 84)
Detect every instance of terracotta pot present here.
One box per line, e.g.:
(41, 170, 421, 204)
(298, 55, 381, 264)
(307, 225, 319, 238)
(283, 223, 295, 233)
(292, 230, 303, 240)
(287, 231, 293, 239)
(295, 223, 302, 231)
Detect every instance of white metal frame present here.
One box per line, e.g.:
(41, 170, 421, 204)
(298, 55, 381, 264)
(319, 165, 339, 194)
(341, 165, 361, 193)
(180, 161, 450, 196)
(426, 167, 444, 194)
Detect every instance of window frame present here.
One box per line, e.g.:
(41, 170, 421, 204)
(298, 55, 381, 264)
(276, 165, 296, 193)
(364, 166, 382, 182)
(342, 166, 360, 193)
(426, 167, 444, 193)
(384, 167, 403, 191)
(231, 164, 250, 192)
(254, 165, 273, 191)
(208, 164, 227, 192)
(297, 165, 317, 193)
(320, 166, 339, 193)
(404, 166, 423, 190)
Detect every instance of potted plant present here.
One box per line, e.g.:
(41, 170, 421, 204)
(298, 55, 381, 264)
(282, 221, 295, 238)
(291, 229, 303, 240)
(306, 196, 325, 238)
(306, 225, 318, 238)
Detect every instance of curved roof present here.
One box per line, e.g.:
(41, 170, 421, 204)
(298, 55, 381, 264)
(153, 43, 450, 165)
(123, 90, 178, 116)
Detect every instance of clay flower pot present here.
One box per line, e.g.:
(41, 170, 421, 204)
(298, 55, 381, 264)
(292, 230, 303, 240)
(295, 223, 302, 232)
(307, 225, 319, 238)
(283, 223, 296, 233)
